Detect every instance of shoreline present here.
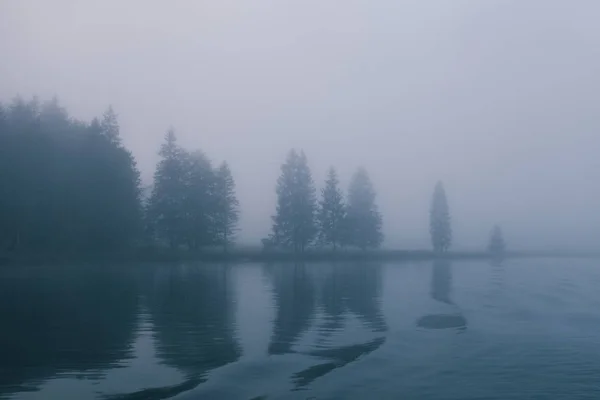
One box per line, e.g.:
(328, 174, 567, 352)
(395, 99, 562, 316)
(2, 247, 598, 266)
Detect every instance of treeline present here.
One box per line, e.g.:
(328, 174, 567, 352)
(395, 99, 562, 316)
(0, 97, 240, 255)
(0, 96, 506, 258)
(145, 129, 239, 251)
(265, 150, 383, 253)
(0, 97, 141, 254)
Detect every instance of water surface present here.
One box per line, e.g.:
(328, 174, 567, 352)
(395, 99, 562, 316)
(2, 258, 600, 399)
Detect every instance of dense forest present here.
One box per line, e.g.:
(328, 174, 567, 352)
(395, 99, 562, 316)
(0, 97, 505, 258)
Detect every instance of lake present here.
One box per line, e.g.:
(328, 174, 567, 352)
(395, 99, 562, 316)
(2, 258, 600, 399)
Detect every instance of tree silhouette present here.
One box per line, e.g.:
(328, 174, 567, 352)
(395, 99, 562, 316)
(182, 150, 214, 250)
(344, 167, 383, 250)
(316, 167, 346, 250)
(100, 105, 121, 146)
(270, 150, 317, 253)
(212, 162, 240, 252)
(429, 181, 452, 252)
(147, 129, 188, 249)
(488, 225, 506, 256)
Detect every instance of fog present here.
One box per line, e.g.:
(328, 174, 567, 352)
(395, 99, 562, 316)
(2, 0, 599, 252)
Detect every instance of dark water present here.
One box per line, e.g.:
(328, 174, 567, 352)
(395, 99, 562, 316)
(2, 259, 600, 399)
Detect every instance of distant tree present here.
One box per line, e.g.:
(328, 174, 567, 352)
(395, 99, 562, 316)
(100, 106, 121, 146)
(182, 150, 215, 249)
(147, 129, 188, 248)
(344, 167, 383, 250)
(317, 167, 346, 250)
(213, 162, 240, 252)
(430, 181, 452, 252)
(488, 225, 506, 255)
(271, 149, 317, 253)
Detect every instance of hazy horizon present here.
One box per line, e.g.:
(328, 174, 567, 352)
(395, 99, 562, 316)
(2, 0, 599, 251)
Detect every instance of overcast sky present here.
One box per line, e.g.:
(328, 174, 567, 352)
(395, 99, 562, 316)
(1, 0, 599, 251)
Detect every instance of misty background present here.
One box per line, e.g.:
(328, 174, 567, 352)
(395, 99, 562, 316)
(1, 0, 599, 252)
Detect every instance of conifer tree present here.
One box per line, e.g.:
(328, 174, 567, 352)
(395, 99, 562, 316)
(488, 225, 506, 255)
(345, 167, 383, 250)
(271, 150, 317, 253)
(430, 181, 452, 252)
(100, 106, 121, 146)
(147, 129, 188, 248)
(183, 150, 215, 249)
(213, 161, 240, 252)
(317, 167, 346, 250)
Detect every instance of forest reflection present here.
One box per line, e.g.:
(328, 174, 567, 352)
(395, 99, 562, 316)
(265, 262, 387, 389)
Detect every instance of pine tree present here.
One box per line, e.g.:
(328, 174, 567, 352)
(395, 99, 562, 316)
(147, 129, 187, 248)
(488, 225, 506, 255)
(430, 181, 452, 252)
(271, 149, 317, 253)
(317, 167, 346, 250)
(183, 150, 215, 249)
(344, 167, 383, 250)
(213, 162, 240, 252)
(81, 108, 142, 250)
(100, 106, 121, 146)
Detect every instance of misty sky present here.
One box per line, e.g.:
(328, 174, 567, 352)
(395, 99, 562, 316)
(1, 0, 599, 251)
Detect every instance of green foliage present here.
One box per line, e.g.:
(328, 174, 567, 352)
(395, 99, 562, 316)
(488, 225, 506, 255)
(430, 181, 452, 252)
(0, 96, 142, 253)
(344, 167, 383, 250)
(317, 167, 346, 250)
(271, 150, 317, 253)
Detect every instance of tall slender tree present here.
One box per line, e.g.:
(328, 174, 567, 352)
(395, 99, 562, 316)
(271, 149, 317, 253)
(488, 225, 506, 255)
(213, 161, 240, 252)
(430, 181, 452, 252)
(344, 167, 383, 250)
(317, 167, 346, 250)
(183, 150, 215, 249)
(147, 129, 188, 248)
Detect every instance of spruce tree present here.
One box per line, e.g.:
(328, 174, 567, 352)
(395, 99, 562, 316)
(430, 181, 452, 252)
(345, 167, 383, 250)
(183, 150, 215, 249)
(147, 129, 187, 248)
(317, 167, 346, 250)
(488, 225, 506, 255)
(100, 106, 121, 146)
(271, 149, 317, 253)
(213, 162, 240, 252)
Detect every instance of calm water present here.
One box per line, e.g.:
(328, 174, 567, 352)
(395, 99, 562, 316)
(2, 259, 600, 399)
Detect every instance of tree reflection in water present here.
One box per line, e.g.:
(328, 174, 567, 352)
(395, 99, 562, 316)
(0, 266, 138, 397)
(265, 262, 387, 389)
(146, 264, 241, 379)
(416, 259, 467, 331)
